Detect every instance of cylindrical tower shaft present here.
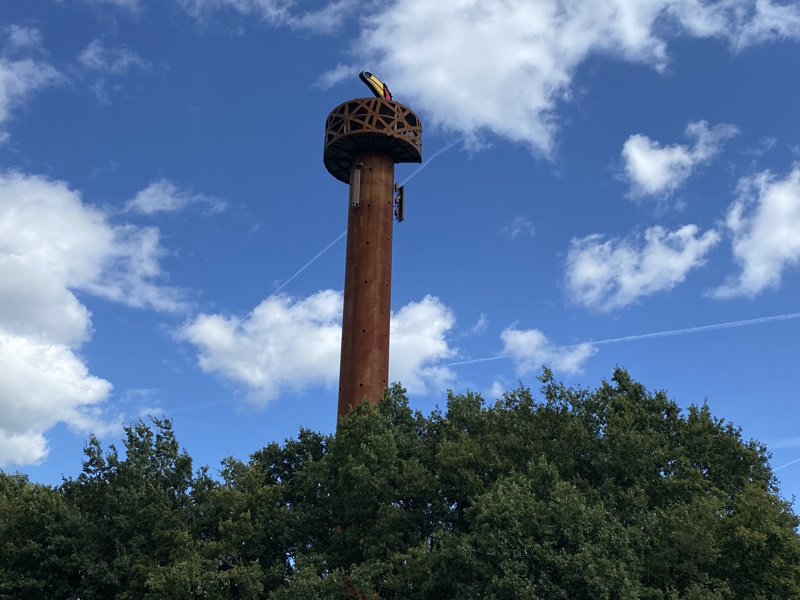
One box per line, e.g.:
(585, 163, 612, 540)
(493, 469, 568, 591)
(323, 96, 421, 424)
(337, 151, 395, 419)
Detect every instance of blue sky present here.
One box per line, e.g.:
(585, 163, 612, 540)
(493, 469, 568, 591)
(2, 0, 800, 501)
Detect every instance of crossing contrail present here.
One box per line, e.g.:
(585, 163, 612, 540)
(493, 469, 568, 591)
(565, 311, 800, 349)
(399, 138, 461, 185)
(775, 456, 800, 472)
(268, 139, 461, 298)
(441, 311, 800, 367)
(268, 230, 347, 298)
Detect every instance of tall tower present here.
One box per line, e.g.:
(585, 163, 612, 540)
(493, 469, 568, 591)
(323, 97, 422, 421)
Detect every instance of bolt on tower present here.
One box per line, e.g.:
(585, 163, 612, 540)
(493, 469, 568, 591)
(323, 96, 422, 422)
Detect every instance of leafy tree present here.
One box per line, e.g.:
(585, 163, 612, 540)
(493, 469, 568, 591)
(0, 473, 82, 599)
(1, 369, 798, 599)
(61, 418, 194, 599)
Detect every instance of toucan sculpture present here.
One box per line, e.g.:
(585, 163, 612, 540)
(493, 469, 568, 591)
(359, 71, 392, 101)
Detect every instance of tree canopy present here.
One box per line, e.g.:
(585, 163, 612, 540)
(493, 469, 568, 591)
(1, 368, 798, 599)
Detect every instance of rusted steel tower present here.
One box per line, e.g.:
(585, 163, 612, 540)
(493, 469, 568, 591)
(323, 97, 422, 421)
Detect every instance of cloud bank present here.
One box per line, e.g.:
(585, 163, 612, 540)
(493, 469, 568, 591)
(0, 171, 185, 465)
(341, 0, 799, 154)
(181, 292, 457, 403)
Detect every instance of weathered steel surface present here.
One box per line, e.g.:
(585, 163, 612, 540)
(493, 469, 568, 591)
(337, 150, 395, 420)
(324, 98, 422, 183)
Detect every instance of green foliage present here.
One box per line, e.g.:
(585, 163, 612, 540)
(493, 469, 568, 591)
(1, 370, 798, 599)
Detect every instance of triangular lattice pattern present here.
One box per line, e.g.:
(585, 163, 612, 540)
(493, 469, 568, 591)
(324, 98, 422, 183)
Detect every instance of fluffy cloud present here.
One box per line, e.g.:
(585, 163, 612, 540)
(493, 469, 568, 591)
(0, 332, 113, 465)
(714, 165, 800, 298)
(486, 380, 507, 399)
(500, 327, 596, 375)
(125, 178, 226, 215)
(0, 170, 185, 465)
(181, 292, 456, 403)
(566, 224, 720, 311)
(181, 290, 343, 402)
(0, 29, 61, 143)
(621, 121, 739, 198)
(336, 0, 798, 154)
(389, 295, 456, 394)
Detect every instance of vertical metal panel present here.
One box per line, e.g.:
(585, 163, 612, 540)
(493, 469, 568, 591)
(395, 185, 404, 222)
(349, 164, 361, 207)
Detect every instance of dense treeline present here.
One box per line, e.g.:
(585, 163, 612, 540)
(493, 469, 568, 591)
(1, 368, 799, 599)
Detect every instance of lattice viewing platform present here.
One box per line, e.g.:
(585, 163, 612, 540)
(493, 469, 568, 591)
(324, 97, 422, 183)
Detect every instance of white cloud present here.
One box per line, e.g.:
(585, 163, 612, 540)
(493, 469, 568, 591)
(181, 290, 343, 402)
(77, 0, 143, 12)
(286, 0, 354, 34)
(389, 295, 456, 394)
(621, 121, 739, 198)
(744, 136, 777, 157)
(487, 380, 506, 399)
(177, 0, 355, 33)
(78, 39, 150, 74)
(500, 327, 596, 375)
(316, 63, 357, 90)
(79, 225, 188, 312)
(499, 216, 536, 240)
(468, 313, 488, 336)
(4, 26, 44, 54)
(177, 0, 290, 24)
(0, 170, 186, 465)
(181, 292, 457, 403)
(78, 40, 151, 103)
(330, 0, 797, 154)
(0, 29, 62, 143)
(0, 331, 113, 466)
(566, 224, 721, 311)
(0, 171, 186, 330)
(125, 178, 226, 215)
(672, 0, 800, 51)
(714, 165, 800, 298)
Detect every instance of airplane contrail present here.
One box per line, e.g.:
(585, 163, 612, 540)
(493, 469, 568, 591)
(774, 456, 800, 472)
(268, 139, 462, 298)
(399, 138, 462, 185)
(441, 311, 800, 367)
(268, 230, 347, 299)
(566, 311, 800, 349)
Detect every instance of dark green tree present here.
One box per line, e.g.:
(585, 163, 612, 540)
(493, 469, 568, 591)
(61, 418, 194, 599)
(1, 369, 798, 600)
(0, 473, 82, 599)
